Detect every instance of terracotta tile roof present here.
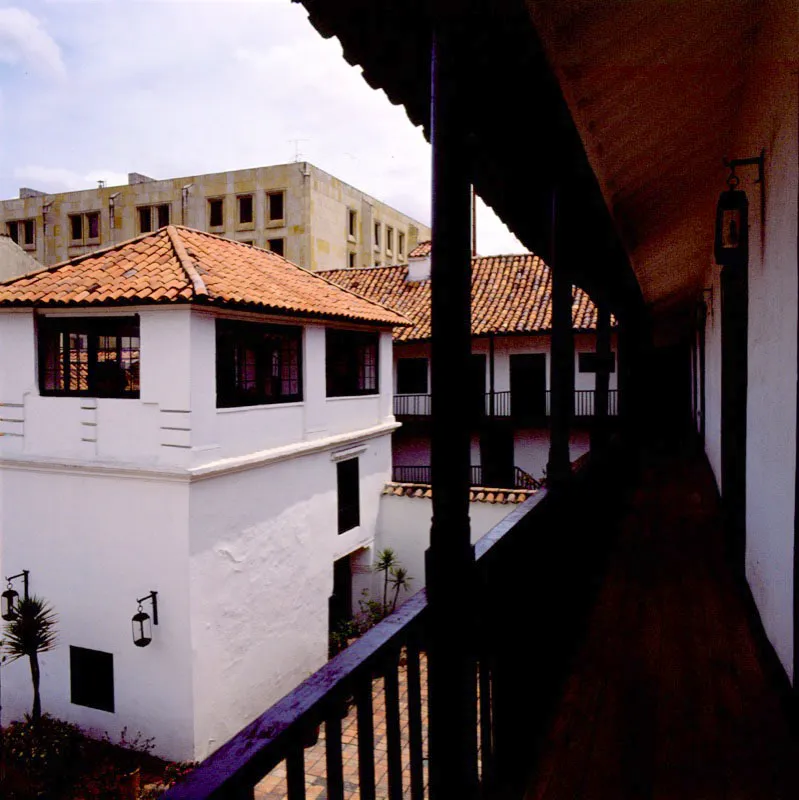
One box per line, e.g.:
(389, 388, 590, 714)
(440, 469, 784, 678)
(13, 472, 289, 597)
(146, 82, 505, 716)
(382, 482, 536, 504)
(0, 226, 409, 327)
(408, 240, 431, 258)
(322, 254, 609, 343)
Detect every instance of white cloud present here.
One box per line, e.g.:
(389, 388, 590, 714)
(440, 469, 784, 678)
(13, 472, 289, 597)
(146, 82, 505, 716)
(0, 7, 65, 79)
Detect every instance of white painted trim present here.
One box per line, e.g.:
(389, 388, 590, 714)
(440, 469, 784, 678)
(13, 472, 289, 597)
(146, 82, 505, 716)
(216, 401, 304, 414)
(330, 443, 368, 462)
(0, 421, 400, 483)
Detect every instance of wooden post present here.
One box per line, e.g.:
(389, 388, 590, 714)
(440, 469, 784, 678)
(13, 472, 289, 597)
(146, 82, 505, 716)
(425, 8, 479, 799)
(547, 189, 574, 486)
(591, 303, 611, 452)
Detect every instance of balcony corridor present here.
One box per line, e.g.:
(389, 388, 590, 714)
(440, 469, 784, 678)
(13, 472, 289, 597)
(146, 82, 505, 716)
(525, 444, 799, 799)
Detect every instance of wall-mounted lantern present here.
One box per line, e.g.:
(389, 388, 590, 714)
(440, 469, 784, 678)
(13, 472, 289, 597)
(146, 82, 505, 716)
(132, 591, 158, 648)
(2, 570, 30, 621)
(714, 151, 765, 270)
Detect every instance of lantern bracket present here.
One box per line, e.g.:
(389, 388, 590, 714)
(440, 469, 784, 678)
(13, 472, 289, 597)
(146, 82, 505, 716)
(136, 591, 158, 626)
(723, 151, 765, 187)
(5, 570, 30, 601)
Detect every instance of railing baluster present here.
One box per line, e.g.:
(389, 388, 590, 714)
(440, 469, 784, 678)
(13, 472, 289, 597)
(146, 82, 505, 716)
(356, 674, 377, 800)
(325, 711, 345, 800)
(479, 659, 494, 787)
(406, 637, 425, 800)
(286, 745, 306, 800)
(384, 649, 404, 800)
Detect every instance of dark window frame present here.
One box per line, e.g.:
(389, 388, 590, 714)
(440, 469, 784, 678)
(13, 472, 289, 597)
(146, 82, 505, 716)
(69, 211, 101, 244)
(337, 458, 360, 534)
(7, 219, 36, 247)
(326, 329, 380, 398)
(397, 357, 428, 394)
(138, 205, 153, 233)
(70, 646, 114, 713)
(69, 214, 83, 242)
(216, 319, 303, 408)
(38, 315, 141, 398)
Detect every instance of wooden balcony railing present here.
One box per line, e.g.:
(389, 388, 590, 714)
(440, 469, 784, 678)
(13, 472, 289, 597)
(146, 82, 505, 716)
(394, 389, 619, 419)
(162, 446, 625, 800)
(392, 464, 543, 490)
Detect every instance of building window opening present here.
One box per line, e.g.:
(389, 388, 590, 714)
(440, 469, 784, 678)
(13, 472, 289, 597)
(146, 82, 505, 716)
(337, 458, 360, 534)
(39, 316, 140, 398)
(397, 357, 428, 394)
(216, 319, 302, 408)
(326, 329, 379, 397)
(267, 237, 285, 257)
(238, 195, 254, 224)
(267, 191, 285, 222)
(70, 646, 114, 713)
(208, 198, 224, 228)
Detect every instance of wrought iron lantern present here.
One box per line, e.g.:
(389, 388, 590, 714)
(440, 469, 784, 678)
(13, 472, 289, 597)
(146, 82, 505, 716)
(2, 570, 29, 621)
(714, 152, 764, 270)
(132, 591, 158, 648)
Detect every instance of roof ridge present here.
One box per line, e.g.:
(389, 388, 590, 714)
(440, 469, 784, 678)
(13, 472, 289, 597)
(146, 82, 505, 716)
(319, 264, 408, 277)
(166, 226, 208, 297)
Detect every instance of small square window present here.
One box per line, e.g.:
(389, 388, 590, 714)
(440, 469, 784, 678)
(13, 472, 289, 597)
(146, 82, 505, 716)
(337, 458, 360, 534)
(208, 198, 224, 228)
(70, 214, 83, 242)
(238, 195, 254, 224)
(23, 219, 35, 246)
(138, 206, 153, 233)
(7, 222, 19, 244)
(347, 209, 357, 239)
(348, 252, 356, 268)
(70, 646, 114, 713)
(156, 204, 170, 228)
(267, 237, 285, 257)
(267, 191, 285, 222)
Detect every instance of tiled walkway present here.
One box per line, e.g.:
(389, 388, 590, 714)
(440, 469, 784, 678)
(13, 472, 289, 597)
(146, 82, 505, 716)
(255, 656, 428, 800)
(525, 447, 799, 799)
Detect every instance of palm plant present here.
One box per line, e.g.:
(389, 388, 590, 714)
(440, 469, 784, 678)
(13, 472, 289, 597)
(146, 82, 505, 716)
(389, 567, 413, 611)
(3, 596, 58, 722)
(374, 548, 398, 611)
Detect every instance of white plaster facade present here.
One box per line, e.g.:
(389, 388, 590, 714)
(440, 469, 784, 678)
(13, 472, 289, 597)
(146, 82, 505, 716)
(698, 0, 798, 683)
(0, 304, 396, 760)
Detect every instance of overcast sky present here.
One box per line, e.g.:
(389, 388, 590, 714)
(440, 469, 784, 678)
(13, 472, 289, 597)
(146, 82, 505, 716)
(0, 0, 525, 255)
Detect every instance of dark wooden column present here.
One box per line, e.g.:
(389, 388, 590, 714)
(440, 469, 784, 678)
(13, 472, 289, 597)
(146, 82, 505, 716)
(547, 190, 574, 486)
(591, 303, 611, 452)
(425, 8, 479, 799)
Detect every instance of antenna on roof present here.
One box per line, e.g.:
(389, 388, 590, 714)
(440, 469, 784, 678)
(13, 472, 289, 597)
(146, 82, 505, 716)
(288, 139, 310, 163)
(98, 180, 106, 189)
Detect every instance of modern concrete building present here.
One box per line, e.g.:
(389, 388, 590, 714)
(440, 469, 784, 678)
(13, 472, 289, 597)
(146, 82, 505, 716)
(0, 225, 407, 760)
(0, 163, 430, 271)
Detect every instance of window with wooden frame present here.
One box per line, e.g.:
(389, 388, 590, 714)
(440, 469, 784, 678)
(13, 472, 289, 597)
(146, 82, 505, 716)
(325, 329, 379, 397)
(7, 219, 36, 249)
(216, 319, 303, 408)
(337, 458, 360, 534)
(39, 316, 140, 398)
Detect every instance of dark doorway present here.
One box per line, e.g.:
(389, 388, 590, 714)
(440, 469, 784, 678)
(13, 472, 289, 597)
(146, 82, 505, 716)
(480, 426, 515, 488)
(510, 353, 547, 419)
(468, 354, 487, 419)
(721, 265, 748, 572)
(329, 554, 353, 653)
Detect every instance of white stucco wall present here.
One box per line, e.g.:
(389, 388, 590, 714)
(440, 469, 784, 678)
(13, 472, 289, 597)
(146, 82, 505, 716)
(0, 468, 194, 761)
(375, 493, 518, 605)
(188, 434, 391, 759)
(700, 0, 797, 681)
